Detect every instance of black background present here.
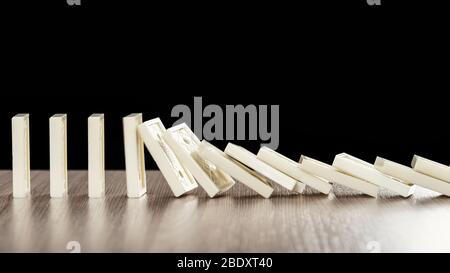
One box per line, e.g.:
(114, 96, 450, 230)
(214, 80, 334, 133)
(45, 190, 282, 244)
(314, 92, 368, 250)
(1, 0, 448, 170)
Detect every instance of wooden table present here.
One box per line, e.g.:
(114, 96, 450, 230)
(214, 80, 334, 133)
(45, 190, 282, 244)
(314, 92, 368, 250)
(1, 170, 450, 252)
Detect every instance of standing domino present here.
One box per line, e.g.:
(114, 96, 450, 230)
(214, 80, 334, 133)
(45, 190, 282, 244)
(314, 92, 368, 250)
(88, 114, 105, 198)
(332, 153, 415, 197)
(50, 114, 68, 198)
(123, 113, 147, 198)
(12, 114, 31, 198)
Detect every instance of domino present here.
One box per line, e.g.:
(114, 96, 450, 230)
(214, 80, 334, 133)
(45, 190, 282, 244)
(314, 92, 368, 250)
(197, 141, 274, 198)
(299, 155, 378, 197)
(332, 153, 415, 197)
(50, 114, 68, 198)
(411, 155, 450, 183)
(225, 143, 297, 191)
(138, 118, 198, 197)
(375, 157, 450, 197)
(123, 113, 147, 198)
(256, 147, 327, 194)
(163, 123, 235, 197)
(11, 114, 31, 198)
(88, 114, 105, 198)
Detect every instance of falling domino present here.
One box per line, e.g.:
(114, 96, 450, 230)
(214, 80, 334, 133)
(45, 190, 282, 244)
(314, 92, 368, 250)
(138, 118, 198, 197)
(197, 141, 274, 198)
(12, 114, 31, 198)
(123, 113, 147, 198)
(299, 155, 378, 197)
(163, 123, 235, 197)
(88, 114, 105, 198)
(225, 143, 297, 191)
(50, 114, 68, 198)
(332, 153, 415, 197)
(256, 147, 325, 194)
(374, 157, 450, 197)
(411, 155, 450, 183)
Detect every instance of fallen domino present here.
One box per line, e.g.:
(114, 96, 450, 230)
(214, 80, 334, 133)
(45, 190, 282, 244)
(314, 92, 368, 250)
(138, 118, 198, 197)
(225, 143, 298, 192)
(333, 153, 415, 197)
(163, 123, 235, 197)
(257, 147, 328, 194)
(412, 155, 450, 183)
(375, 157, 450, 197)
(299, 155, 378, 197)
(197, 140, 274, 198)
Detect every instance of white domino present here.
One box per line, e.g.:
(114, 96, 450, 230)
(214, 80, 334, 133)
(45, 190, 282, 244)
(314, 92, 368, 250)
(332, 153, 415, 197)
(88, 114, 105, 198)
(12, 114, 31, 198)
(123, 113, 147, 198)
(299, 155, 378, 197)
(50, 114, 68, 198)
(225, 143, 297, 191)
(411, 155, 450, 183)
(197, 141, 274, 198)
(163, 123, 235, 197)
(256, 147, 326, 194)
(138, 118, 198, 197)
(375, 157, 450, 197)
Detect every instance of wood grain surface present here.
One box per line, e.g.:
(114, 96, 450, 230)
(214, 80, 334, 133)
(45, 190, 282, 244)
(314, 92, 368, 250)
(1, 170, 450, 252)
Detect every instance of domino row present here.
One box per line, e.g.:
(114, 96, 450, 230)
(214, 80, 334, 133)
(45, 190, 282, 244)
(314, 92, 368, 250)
(11, 113, 450, 199)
